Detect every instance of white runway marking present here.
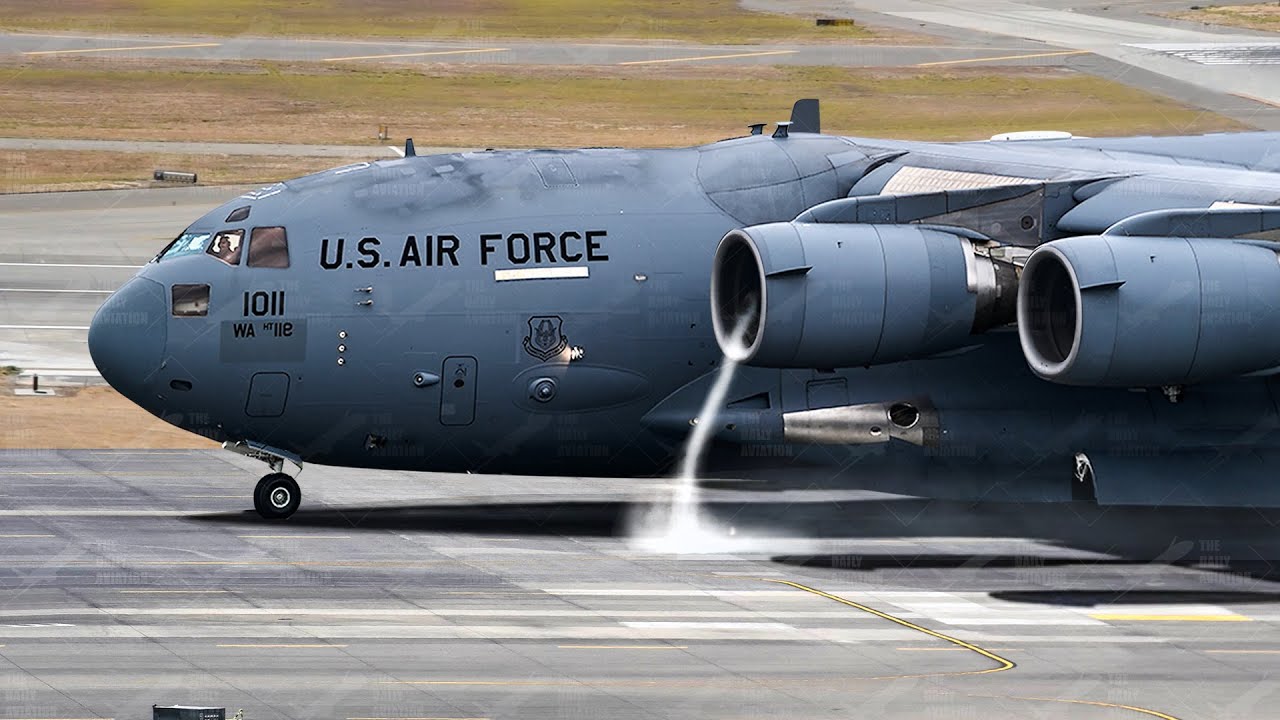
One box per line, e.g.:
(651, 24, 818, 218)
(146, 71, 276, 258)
(0, 325, 91, 330)
(24, 41, 221, 56)
(0, 262, 139, 269)
(323, 47, 508, 62)
(0, 288, 112, 294)
(0, 509, 189, 516)
(619, 49, 796, 66)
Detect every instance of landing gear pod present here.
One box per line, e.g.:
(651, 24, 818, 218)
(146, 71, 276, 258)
(710, 222, 1018, 368)
(1017, 235, 1280, 386)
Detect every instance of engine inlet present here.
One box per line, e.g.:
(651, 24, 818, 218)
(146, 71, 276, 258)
(711, 230, 765, 361)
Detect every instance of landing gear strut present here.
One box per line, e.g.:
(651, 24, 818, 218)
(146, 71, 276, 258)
(254, 473, 301, 519)
(223, 440, 305, 521)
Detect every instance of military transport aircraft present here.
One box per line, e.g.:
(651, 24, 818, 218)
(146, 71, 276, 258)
(88, 100, 1280, 519)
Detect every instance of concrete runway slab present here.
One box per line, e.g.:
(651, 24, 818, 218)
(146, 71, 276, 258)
(1, 450, 1279, 718)
(0, 31, 1051, 68)
(0, 186, 276, 375)
(748, 0, 1280, 130)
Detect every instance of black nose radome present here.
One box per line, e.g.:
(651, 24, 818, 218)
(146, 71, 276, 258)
(89, 277, 167, 406)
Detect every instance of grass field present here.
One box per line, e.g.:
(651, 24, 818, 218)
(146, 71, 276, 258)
(0, 0, 875, 43)
(1169, 3, 1280, 32)
(0, 59, 1244, 152)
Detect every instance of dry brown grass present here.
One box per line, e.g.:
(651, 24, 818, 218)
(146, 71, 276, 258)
(0, 382, 216, 449)
(1169, 3, 1280, 32)
(0, 58, 1247, 154)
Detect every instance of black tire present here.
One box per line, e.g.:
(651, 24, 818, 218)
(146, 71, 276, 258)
(254, 473, 301, 519)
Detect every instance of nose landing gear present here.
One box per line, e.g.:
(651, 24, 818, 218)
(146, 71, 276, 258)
(223, 440, 305, 520)
(254, 473, 301, 519)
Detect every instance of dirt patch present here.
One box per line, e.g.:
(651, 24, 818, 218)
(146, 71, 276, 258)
(0, 381, 216, 449)
(1168, 4, 1280, 32)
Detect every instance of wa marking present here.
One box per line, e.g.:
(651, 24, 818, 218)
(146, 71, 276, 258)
(232, 321, 295, 339)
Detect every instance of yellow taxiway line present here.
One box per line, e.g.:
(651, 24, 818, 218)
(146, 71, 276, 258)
(763, 578, 1015, 675)
(323, 48, 507, 62)
(24, 42, 220, 56)
(620, 50, 796, 66)
(916, 49, 1090, 67)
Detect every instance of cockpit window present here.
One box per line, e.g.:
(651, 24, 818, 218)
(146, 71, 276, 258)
(248, 226, 289, 268)
(172, 284, 210, 317)
(155, 232, 210, 263)
(207, 229, 244, 265)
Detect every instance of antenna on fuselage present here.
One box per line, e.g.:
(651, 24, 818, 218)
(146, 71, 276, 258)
(789, 98, 820, 134)
(404, 138, 416, 157)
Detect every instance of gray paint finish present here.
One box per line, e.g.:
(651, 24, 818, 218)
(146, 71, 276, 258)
(86, 118, 1280, 510)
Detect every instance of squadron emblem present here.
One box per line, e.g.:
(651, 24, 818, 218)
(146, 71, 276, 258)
(523, 316, 568, 361)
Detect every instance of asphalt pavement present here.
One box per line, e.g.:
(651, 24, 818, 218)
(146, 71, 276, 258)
(0, 186, 258, 376)
(2, 449, 1279, 719)
(0, 30, 1054, 68)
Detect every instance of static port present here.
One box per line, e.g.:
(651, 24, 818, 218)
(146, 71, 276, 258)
(529, 377, 557, 403)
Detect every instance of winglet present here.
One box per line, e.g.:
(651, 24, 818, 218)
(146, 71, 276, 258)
(790, 98, 820, 134)
(404, 138, 416, 157)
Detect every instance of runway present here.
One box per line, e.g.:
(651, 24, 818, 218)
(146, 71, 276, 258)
(748, 0, 1280, 129)
(0, 449, 1278, 718)
(0, 137, 430, 158)
(0, 186, 259, 377)
(0, 30, 1060, 68)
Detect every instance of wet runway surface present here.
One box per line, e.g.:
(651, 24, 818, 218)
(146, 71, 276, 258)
(3, 449, 1280, 718)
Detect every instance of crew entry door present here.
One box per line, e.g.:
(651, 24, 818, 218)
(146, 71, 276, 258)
(440, 356, 477, 426)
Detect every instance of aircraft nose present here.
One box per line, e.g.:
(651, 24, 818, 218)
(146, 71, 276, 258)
(89, 276, 168, 405)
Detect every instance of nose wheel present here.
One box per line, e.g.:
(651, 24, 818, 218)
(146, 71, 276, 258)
(254, 473, 301, 519)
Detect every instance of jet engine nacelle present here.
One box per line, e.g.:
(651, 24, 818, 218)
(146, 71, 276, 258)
(710, 222, 1017, 368)
(1017, 235, 1280, 386)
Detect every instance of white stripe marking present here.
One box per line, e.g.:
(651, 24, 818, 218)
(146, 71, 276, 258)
(622, 621, 794, 630)
(494, 266, 589, 282)
(0, 262, 139, 269)
(0, 325, 91, 330)
(0, 288, 113, 294)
